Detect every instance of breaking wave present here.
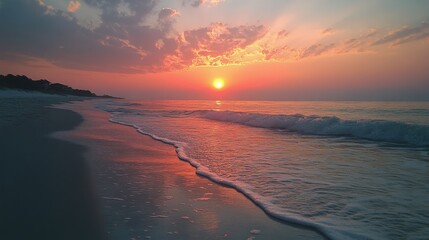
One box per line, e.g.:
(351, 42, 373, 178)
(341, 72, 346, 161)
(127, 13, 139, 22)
(198, 110, 429, 146)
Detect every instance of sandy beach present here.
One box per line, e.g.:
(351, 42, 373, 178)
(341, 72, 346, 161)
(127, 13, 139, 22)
(53, 100, 327, 240)
(0, 96, 103, 240)
(2, 1, 428, 238)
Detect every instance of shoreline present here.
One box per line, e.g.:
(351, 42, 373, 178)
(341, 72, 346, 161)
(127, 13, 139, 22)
(112, 119, 332, 239)
(55, 100, 327, 240)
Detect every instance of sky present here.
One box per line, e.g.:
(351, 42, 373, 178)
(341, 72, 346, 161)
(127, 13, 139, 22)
(0, 0, 428, 100)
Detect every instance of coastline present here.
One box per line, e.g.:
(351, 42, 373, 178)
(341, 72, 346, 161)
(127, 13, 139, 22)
(55, 100, 327, 240)
(0, 97, 103, 240)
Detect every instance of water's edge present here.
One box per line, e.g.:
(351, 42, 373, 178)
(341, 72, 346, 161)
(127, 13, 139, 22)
(108, 117, 337, 240)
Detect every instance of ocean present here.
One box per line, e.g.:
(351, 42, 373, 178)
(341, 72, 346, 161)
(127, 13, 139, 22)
(97, 100, 429, 240)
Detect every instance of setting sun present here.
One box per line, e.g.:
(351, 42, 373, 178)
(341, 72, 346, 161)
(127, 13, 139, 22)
(213, 78, 225, 90)
(2, 1, 429, 239)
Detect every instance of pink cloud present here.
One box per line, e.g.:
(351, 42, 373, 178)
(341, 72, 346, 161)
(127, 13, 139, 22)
(67, 1, 80, 13)
(177, 23, 268, 66)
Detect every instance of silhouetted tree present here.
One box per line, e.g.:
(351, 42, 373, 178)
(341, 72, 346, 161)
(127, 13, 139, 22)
(0, 74, 116, 98)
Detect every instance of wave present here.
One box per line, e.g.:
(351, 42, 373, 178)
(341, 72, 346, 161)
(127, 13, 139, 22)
(197, 110, 429, 146)
(107, 117, 361, 240)
(96, 100, 429, 146)
(97, 101, 399, 239)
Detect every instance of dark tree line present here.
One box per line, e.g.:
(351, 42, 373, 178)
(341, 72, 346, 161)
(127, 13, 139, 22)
(0, 74, 115, 98)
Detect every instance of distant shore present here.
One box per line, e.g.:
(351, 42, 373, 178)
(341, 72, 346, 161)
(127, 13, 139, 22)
(0, 74, 118, 98)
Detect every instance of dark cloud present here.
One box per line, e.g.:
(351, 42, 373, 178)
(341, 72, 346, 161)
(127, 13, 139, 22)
(84, 0, 156, 26)
(1, 1, 115, 71)
(0, 0, 182, 72)
(158, 8, 179, 32)
(158, 8, 179, 22)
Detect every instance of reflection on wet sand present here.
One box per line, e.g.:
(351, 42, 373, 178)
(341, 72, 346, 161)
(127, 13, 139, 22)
(56, 101, 326, 240)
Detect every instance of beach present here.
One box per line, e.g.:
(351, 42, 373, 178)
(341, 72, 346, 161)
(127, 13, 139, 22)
(53, 100, 326, 239)
(2, 95, 428, 239)
(2, 1, 428, 238)
(0, 95, 102, 240)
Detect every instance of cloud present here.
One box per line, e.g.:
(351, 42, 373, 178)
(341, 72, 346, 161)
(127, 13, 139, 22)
(158, 8, 180, 22)
(0, 0, 162, 72)
(67, 1, 81, 12)
(186, 0, 224, 7)
(177, 23, 268, 66)
(257, 28, 378, 61)
(158, 8, 180, 31)
(277, 30, 289, 38)
(0, 0, 267, 72)
(321, 27, 335, 35)
(300, 43, 336, 58)
(37, 0, 54, 14)
(83, 0, 157, 27)
(373, 22, 429, 46)
(331, 28, 378, 54)
(1, 0, 428, 74)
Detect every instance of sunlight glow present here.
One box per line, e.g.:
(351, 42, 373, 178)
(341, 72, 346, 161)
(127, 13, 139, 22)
(213, 78, 225, 90)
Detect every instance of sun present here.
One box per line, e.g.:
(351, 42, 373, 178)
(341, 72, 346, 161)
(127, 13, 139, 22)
(213, 78, 225, 90)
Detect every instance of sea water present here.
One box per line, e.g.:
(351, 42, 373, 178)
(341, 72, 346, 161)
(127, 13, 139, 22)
(97, 100, 429, 240)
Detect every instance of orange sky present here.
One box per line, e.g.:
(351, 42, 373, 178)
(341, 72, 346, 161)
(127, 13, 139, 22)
(0, 0, 428, 100)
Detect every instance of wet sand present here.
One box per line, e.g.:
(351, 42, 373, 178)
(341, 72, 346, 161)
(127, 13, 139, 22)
(56, 100, 327, 240)
(0, 97, 103, 240)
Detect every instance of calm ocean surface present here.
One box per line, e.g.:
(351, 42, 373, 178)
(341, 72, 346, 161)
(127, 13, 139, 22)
(97, 100, 429, 240)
